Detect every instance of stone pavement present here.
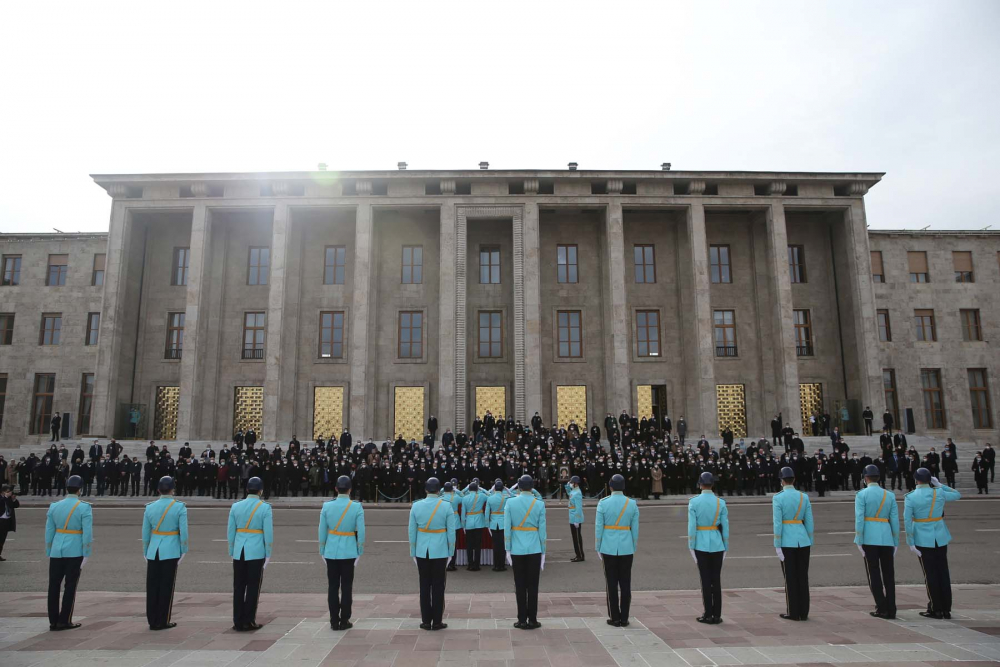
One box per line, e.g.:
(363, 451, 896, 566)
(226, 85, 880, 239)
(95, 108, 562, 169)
(1, 585, 999, 667)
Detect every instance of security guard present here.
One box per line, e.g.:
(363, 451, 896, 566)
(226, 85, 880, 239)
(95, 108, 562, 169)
(595, 473, 639, 627)
(687, 471, 728, 624)
(445, 480, 463, 571)
(486, 479, 508, 571)
(773, 466, 813, 621)
(566, 476, 585, 562)
(408, 477, 459, 630)
(504, 475, 546, 630)
(142, 476, 189, 630)
(45, 474, 92, 631)
(854, 464, 899, 618)
(904, 467, 961, 619)
(462, 480, 488, 570)
(227, 476, 273, 631)
(319, 475, 365, 630)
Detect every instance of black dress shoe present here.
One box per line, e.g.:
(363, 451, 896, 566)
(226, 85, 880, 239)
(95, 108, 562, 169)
(779, 614, 799, 621)
(606, 619, 620, 627)
(49, 625, 61, 632)
(711, 617, 722, 625)
(570, 557, 582, 562)
(870, 611, 884, 618)
(232, 625, 246, 632)
(513, 621, 527, 629)
(919, 611, 942, 619)
(446, 565, 457, 572)
(152, 622, 177, 630)
(246, 622, 263, 631)
(526, 621, 541, 630)
(943, 612, 952, 619)
(339, 620, 353, 630)
(432, 622, 448, 630)
(696, 615, 713, 624)
(61, 623, 82, 630)
(618, 620, 628, 627)
(420, 623, 433, 630)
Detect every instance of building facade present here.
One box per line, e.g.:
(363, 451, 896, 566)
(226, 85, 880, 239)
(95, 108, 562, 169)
(0, 168, 997, 447)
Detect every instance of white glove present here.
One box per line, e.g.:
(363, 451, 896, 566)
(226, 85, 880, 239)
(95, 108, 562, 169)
(505, 551, 513, 566)
(354, 557, 359, 567)
(930, 476, 941, 487)
(447, 556, 453, 567)
(775, 548, 784, 562)
(413, 557, 418, 567)
(540, 554, 545, 571)
(81, 557, 88, 569)
(597, 552, 602, 561)
(857, 545, 865, 557)
(263, 557, 270, 569)
(486, 528, 492, 537)
(689, 549, 697, 564)
(723, 551, 727, 562)
(179, 554, 185, 564)
(909, 545, 922, 557)
(893, 546, 898, 557)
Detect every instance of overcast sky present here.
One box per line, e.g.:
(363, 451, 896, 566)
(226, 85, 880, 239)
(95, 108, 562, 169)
(1, 0, 998, 233)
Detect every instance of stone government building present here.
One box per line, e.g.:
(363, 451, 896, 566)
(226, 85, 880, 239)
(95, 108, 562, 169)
(0, 166, 997, 447)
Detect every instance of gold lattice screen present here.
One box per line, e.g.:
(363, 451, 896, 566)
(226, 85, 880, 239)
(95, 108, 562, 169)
(394, 386, 425, 442)
(154, 386, 180, 440)
(233, 386, 264, 435)
(716, 384, 747, 438)
(475, 386, 506, 419)
(556, 385, 587, 430)
(636, 385, 653, 421)
(799, 383, 823, 430)
(313, 386, 345, 441)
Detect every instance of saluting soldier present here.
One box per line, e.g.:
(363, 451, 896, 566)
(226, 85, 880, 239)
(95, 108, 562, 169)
(773, 466, 813, 621)
(319, 475, 365, 630)
(142, 476, 189, 630)
(687, 471, 728, 624)
(445, 479, 463, 571)
(227, 476, 273, 631)
(595, 473, 639, 627)
(486, 479, 508, 571)
(45, 474, 92, 631)
(854, 464, 899, 619)
(462, 479, 488, 570)
(503, 475, 546, 630)
(408, 477, 458, 630)
(566, 476, 585, 562)
(904, 467, 961, 619)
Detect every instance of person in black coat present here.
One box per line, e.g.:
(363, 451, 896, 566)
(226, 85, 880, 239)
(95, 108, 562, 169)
(0, 484, 18, 561)
(427, 416, 438, 443)
(972, 453, 989, 494)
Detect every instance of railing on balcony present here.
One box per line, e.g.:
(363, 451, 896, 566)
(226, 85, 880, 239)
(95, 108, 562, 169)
(796, 344, 814, 357)
(715, 345, 738, 357)
(242, 347, 265, 360)
(164, 348, 182, 360)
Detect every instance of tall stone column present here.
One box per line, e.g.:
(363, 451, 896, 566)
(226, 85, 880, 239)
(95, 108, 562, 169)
(603, 200, 631, 415)
(840, 199, 883, 409)
(176, 203, 212, 441)
(437, 202, 457, 430)
(764, 201, 802, 435)
(683, 201, 717, 433)
(262, 202, 292, 441)
(515, 202, 542, 422)
(348, 203, 374, 439)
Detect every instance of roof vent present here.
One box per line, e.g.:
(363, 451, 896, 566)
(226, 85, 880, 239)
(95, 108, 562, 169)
(398, 162, 407, 170)
(568, 162, 578, 171)
(661, 162, 671, 171)
(479, 161, 489, 170)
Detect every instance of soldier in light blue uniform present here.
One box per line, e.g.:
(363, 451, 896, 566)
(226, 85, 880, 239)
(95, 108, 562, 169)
(595, 473, 639, 627)
(904, 467, 961, 619)
(408, 477, 459, 630)
(566, 476, 585, 562)
(462, 480, 489, 570)
(227, 476, 273, 631)
(142, 476, 188, 630)
(486, 479, 509, 571)
(319, 475, 365, 630)
(854, 464, 899, 619)
(445, 480, 462, 571)
(688, 471, 728, 625)
(503, 475, 546, 630)
(45, 474, 92, 631)
(773, 466, 813, 621)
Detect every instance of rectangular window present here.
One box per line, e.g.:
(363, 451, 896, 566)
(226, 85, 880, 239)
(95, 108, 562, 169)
(402, 246, 423, 284)
(914, 308, 936, 341)
(478, 311, 503, 358)
(883, 369, 899, 429)
(713, 309, 737, 356)
(794, 309, 813, 356)
(480, 247, 501, 284)
(242, 312, 266, 359)
(85, 312, 100, 346)
(398, 311, 423, 358)
(961, 309, 982, 342)
(968, 369, 993, 429)
(40, 313, 61, 345)
(78, 373, 95, 435)
(92, 254, 106, 286)
(788, 245, 806, 283)
(0, 313, 13, 345)
(2, 255, 22, 286)
(877, 309, 892, 342)
(172, 247, 190, 286)
(557, 245, 578, 283)
(636, 310, 660, 357)
(709, 245, 732, 284)
(921, 368, 946, 429)
(634, 245, 655, 283)
(557, 310, 582, 358)
(953, 251, 974, 283)
(319, 311, 345, 359)
(0, 373, 6, 432)
(31, 373, 56, 435)
(871, 250, 884, 283)
(47, 254, 68, 286)
(324, 246, 346, 285)
(908, 251, 929, 282)
(166, 312, 185, 359)
(248, 247, 270, 285)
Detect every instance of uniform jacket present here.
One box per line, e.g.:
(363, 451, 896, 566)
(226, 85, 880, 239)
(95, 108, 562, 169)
(595, 491, 639, 556)
(319, 496, 365, 559)
(904, 484, 960, 547)
(462, 488, 489, 530)
(687, 491, 729, 552)
(45, 495, 93, 558)
(853, 483, 899, 547)
(486, 491, 508, 530)
(408, 493, 459, 558)
(503, 491, 547, 555)
(772, 485, 813, 548)
(142, 496, 189, 559)
(227, 494, 274, 560)
(566, 484, 584, 524)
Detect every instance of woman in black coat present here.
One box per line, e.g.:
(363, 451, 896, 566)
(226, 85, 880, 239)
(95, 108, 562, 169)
(972, 453, 989, 494)
(0, 484, 18, 561)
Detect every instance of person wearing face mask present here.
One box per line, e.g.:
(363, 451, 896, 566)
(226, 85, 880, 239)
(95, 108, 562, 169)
(854, 465, 898, 619)
(941, 449, 957, 488)
(972, 453, 989, 494)
(904, 468, 961, 618)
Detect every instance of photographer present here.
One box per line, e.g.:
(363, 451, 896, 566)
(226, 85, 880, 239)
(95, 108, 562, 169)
(0, 484, 18, 561)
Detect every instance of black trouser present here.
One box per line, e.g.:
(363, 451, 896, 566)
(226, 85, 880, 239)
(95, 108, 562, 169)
(865, 419, 873, 436)
(466, 528, 482, 568)
(511, 553, 541, 624)
(325, 558, 355, 625)
(146, 552, 179, 628)
(918, 544, 951, 614)
(695, 550, 724, 619)
(491, 528, 505, 569)
(602, 553, 632, 623)
(862, 544, 895, 616)
(780, 546, 810, 619)
(48, 556, 83, 627)
(0, 518, 10, 556)
(416, 556, 447, 625)
(232, 553, 265, 628)
(569, 524, 585, 560)
(945, 471, 956, 488)
(51, 425, 60, 441)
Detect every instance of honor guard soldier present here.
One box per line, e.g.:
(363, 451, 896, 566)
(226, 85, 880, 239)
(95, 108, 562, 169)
(904, 467, 961, 619)
(773, 466, 813, 621)
(45, 474, 92, 631)
(462, 479, 488, 570)
(566, 476, 585, 562)
(445, 480, 462, 571)
(227, 476, 273, 631)
(486, 479, 508, 571)
(319, 475, 365, 630)
(687, 472, 728, 624)
(142, 476, 189, 630)
(595, 473, 639, 627)
(408, 477, 459, 630)
(504, 475, 546, 630)
(854, 464, 899, 619)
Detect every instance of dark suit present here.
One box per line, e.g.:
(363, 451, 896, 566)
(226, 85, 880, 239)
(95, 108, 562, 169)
(0, 494, 18, 558)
